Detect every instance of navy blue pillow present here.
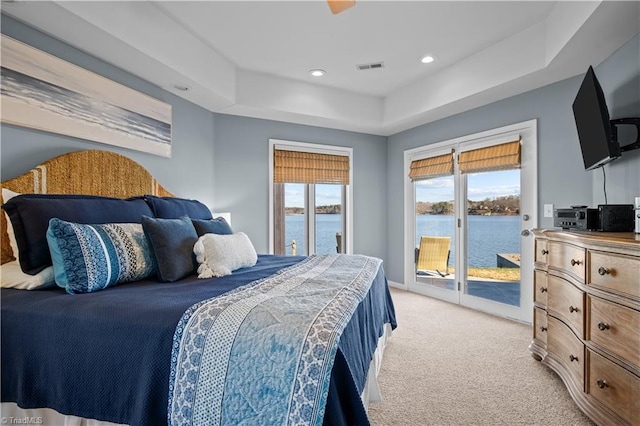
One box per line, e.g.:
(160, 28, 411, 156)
(2, 194, 154, 275)
(191, 217, 233, 237)
(141, 215, 198, 282)
(144, 195, 212, 220)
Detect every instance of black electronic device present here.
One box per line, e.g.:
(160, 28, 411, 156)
(554, 207, 598, 230)
(598, 204, 634, 232)
(572, 66, 640, 170)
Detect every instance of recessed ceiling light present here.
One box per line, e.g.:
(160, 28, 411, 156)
(309, 69, 326, 77)
(173, 84, 190, 91)
(420, 55, 435, 64)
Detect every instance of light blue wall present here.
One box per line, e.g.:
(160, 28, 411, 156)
(385, 33, 640, 284)
(212, 114, 388, 258)
(591, 35, 640, 204)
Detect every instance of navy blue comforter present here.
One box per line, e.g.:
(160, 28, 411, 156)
(1, 255, 396, 425)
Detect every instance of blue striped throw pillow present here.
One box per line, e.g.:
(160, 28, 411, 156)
(47, 218, 156, 294)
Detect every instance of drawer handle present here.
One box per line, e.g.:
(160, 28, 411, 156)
(570, 259, 582, 266)
(540, 287, 547, 293)
(597, 322, 610, 331)
(597, 267, 610, 276)
(569, 306, 579, 313)
(541, 249, 549, 255)
(596, 379, 608, 389)
(540, 326, 547, 332)
(569, 355, 579, 362)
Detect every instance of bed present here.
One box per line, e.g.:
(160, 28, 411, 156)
(0, 150, 397, 426)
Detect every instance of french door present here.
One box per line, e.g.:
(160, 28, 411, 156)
(404, 120, 537, 322)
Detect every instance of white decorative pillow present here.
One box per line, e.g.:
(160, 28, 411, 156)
(0, 261, 55, 290)
(2, 188, 21, 259)
(193, 232, 257, 278)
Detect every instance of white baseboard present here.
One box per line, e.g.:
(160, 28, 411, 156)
(388, 280, 407, 290)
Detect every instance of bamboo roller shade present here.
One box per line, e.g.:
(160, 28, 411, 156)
(409, 151, 454, 181)
(274, 150, 350, 185)
(458, 139, 521, 173)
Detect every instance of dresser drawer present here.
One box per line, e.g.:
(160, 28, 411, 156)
(534, 270, 548, 307)
(533, 307, 547, 346)
(547, 316, 585, 391)
(588, 296, 640, 369)
(535, 239, 549, 265)
(548, 275, 585, 338)
(588, 251, 640, 299)
(587, 350, 640, 425)
(549, 241, 586, 282)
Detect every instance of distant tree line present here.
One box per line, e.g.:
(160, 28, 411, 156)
(416, 195, 520, 215)
(285, 204, 342, 215)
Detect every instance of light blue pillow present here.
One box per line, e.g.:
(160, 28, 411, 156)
(46, 218, 156, 294)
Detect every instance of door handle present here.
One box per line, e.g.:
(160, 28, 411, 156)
(521, 229, 531, 237)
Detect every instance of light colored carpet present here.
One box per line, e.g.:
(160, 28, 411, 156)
(367, 288, 594, 425)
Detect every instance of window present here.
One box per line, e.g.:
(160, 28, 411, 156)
(269, 140, 353, 256)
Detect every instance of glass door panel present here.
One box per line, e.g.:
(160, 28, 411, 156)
(284, 183, 306, 255)
(415, 175, 456, 292)
(315, 184, 344, 254)
(464, 170, 521, 306)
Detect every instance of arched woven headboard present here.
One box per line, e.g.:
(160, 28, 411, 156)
(1, 150, 173, 264)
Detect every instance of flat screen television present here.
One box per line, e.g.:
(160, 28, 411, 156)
(572, 66, 621, 170)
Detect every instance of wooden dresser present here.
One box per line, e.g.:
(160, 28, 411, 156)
(530, 229, 640, 425)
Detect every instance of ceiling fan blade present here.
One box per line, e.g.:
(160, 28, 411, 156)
(327, 0, 355, 14)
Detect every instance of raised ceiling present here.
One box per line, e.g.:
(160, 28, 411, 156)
(3, 1, 639, 136)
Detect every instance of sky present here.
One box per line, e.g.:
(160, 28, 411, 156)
(416, 169, 520, 202)
(285, 183, 342, 208)
(285, 169, 520, 208)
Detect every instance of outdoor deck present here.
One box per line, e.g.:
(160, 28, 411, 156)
(416, 274, 520, 306)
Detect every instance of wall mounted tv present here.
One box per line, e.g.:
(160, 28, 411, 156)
(572, 65, 640, 171)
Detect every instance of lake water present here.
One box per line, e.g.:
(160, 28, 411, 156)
(285, 214, 342, 255)
(416, 214, 520, 267)
(285, 214, 520, 267)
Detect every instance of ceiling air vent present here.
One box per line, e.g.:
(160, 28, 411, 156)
(356, 62, 385, 71)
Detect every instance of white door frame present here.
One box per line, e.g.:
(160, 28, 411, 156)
(268, 139, 354, 255)
(403, 119, 537, 323)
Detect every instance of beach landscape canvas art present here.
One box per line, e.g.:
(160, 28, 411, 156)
(0, 35, 172, 157)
